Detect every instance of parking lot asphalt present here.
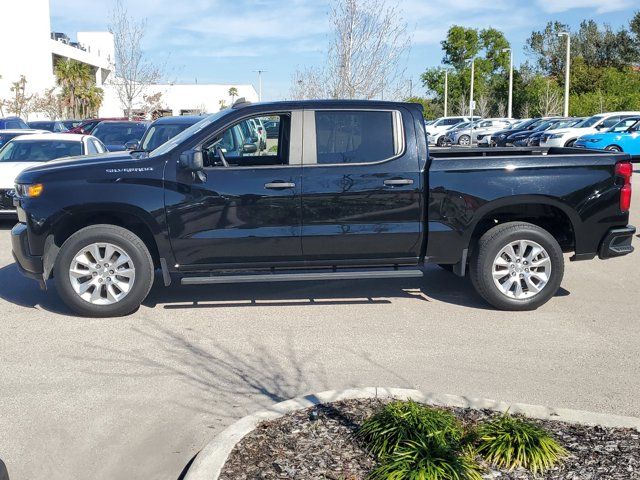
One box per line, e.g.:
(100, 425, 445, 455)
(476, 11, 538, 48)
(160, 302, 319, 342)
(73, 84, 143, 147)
(0, 182, 639, 480)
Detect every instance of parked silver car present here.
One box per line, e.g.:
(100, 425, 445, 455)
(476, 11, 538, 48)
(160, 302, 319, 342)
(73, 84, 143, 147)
(448, 118, 514, 146)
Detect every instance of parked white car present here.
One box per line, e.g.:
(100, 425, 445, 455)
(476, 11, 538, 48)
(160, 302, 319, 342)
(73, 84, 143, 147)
(0, 129, 49, 148)
(425, 116, 480, 145)
(0, 133, 106, 216)
(539, 111, 640, 148)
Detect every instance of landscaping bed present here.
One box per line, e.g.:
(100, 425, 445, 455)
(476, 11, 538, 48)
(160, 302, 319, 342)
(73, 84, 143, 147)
(219, 398, 640, 480)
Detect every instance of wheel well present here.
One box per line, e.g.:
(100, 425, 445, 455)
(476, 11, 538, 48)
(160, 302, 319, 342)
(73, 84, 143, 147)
(53, 211, 161, 268)
(564, 138, 577, 147)
(470, 204, 575, 255)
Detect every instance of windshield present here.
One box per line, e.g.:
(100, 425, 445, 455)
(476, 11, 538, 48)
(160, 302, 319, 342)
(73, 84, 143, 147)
(580, 115, 604, 128)
(141, 123, 195, 151)
(0, 140, 82, 162)
(607, 118, 640, 132)
(150, 111, 230, 157)
(92, 123, 147, 145)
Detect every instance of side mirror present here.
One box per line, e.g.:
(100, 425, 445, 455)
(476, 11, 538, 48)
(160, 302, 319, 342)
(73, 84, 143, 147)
(179, 149, 204, 171)
(242, 143, 258, 154)
(125, 140, 140, 151)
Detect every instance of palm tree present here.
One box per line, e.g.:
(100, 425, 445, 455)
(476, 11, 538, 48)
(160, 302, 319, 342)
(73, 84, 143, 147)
(54, 59, 94, 117)
(228, 87, 238, 104)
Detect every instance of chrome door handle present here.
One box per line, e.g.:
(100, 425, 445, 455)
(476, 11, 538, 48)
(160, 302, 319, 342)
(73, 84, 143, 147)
(264, 182, 296, 189)
(384, 178, 414, 186)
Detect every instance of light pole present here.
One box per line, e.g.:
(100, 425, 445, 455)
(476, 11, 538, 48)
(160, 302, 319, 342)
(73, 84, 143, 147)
(253, 69, 266, 101)
(465, 58, 475, 146)
(502, 47, 513, 119)
(558, 32, 570, 117)
(443, 69, 448, 117)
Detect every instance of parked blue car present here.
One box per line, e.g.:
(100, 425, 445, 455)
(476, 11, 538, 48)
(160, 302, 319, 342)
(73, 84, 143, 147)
(575, 116, 640, 156)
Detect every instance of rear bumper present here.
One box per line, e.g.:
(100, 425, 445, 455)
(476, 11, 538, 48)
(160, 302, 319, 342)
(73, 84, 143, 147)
(598, 225, 636, 259)
(11, 223, 44, 281)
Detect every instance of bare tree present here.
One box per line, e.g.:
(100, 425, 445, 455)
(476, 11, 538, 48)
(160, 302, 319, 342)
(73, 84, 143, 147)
(4, 75, 33, 119)
(31, 88, 64, 120)
(536, 79, 562, 116)
(139, 91, 164, 119)
(475, 95, 491, 118)
(496, 100, 506, 118)
(520, 102, 531, 119)
(457, 94, 468, 116)
(291, 0, 409, 100)
(109, 0, 162, 119)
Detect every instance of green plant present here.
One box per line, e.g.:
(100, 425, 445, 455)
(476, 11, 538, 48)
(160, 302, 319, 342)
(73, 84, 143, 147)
(475, 415, 566, 474)
(358, 401, 464, 458)
(370, 437, 483, 480)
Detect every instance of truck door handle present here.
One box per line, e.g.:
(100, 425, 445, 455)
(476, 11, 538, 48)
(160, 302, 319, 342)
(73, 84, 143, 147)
(384, 178, 414, 186)
(264, 181, 296, 189)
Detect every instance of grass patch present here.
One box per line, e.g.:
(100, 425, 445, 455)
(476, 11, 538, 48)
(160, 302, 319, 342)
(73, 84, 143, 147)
(357, 400, 464, 458)
(370, 437, 483, 480)
(475, 414, 567, 474)
(358, 401, 566, 479)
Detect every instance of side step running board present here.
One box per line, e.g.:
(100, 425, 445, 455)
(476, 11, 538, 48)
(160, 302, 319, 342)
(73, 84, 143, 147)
(181, 269, 423, 285)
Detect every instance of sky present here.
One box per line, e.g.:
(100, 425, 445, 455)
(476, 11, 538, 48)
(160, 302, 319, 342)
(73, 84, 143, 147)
(49, 0, 639, 101)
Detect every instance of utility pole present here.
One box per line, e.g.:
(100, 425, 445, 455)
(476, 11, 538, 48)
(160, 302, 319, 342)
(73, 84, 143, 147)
(443, 70, 448, 117)
(253, 69, 266, 101)
(502, 47, 513, 119)
(466, 58, 475, 146)
(558, 32, 570, 117)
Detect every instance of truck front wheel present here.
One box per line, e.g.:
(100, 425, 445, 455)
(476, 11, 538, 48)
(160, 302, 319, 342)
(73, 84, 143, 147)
(469, 222, 564, 311)
(54, 225, 155, 317)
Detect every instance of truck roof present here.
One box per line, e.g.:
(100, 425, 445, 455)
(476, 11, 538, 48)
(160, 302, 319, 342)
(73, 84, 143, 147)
(232, 99, 424, 111)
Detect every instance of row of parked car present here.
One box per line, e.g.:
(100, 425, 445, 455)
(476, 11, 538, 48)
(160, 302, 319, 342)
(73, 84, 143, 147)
(425, 111, 640, 156)
(0, 111, 279, 216)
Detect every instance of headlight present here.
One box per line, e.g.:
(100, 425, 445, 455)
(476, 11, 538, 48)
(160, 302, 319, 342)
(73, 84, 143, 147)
(549, 134, 564, 139)
(16, 183, 44, 198)
(585, 138, 602, 143)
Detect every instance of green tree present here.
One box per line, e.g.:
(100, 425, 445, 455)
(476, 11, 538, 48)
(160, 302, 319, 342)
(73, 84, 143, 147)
(422, 25, 510, 117)
(228, 86, 238, 103)
(403, 96, 441, 119)
(54, 58, 94, 118)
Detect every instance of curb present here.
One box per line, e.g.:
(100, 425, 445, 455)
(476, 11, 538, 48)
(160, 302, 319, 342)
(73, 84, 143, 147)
(184, 387, 640, 480)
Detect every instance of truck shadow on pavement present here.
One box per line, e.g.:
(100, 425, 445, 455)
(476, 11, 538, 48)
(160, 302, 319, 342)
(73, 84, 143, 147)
(142, 265, 495, 310)
(0, 261, 570, 315)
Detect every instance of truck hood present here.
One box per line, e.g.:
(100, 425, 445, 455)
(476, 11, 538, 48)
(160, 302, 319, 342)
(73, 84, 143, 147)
(21, 151, 134, 175)
(0, 162, 40, 189)
(16, 151, 146, 185)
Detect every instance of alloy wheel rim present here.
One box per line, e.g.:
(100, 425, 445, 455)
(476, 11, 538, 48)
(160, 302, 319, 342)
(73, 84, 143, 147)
(459, 135, 470, 145)
(492, 239, 551, 300)
(69, 243, 136, 305)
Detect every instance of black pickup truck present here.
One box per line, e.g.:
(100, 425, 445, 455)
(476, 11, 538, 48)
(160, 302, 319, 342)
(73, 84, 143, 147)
(11, 100, 635, 317)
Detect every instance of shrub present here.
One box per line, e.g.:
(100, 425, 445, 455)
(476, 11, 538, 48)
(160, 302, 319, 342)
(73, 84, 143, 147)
(475, 414, 567, 474)
(357, 400, 464, 458)
(370, 437, 483, 480)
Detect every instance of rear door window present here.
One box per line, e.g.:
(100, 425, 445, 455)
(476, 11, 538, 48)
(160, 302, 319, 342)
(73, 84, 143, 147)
(314, 110, 399, 164)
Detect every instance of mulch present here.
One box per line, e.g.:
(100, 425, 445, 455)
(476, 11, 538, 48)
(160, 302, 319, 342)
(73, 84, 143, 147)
(219, 398, 640, 480)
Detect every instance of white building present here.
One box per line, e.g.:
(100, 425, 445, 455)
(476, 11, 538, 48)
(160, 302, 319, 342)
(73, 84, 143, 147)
(0, 0, 257, 120)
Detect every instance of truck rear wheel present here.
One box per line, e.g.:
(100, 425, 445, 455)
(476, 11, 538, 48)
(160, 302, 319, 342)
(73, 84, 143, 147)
(54, 225, 154, 317)
(469, 222, 564, 311)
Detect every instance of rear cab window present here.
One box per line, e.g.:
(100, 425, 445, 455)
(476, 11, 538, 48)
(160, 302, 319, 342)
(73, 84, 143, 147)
(307, 109, 404, 165)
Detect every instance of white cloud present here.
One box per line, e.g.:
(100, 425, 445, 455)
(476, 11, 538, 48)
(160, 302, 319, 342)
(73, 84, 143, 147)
(535, 0, 635, 14)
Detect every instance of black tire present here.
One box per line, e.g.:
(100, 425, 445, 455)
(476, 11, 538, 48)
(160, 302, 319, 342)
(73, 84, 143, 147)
(436, 136, 445, 147)
(469, 222, 564, 311)
(54, 225, 155, 317)
(605, 145, 622, 152)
